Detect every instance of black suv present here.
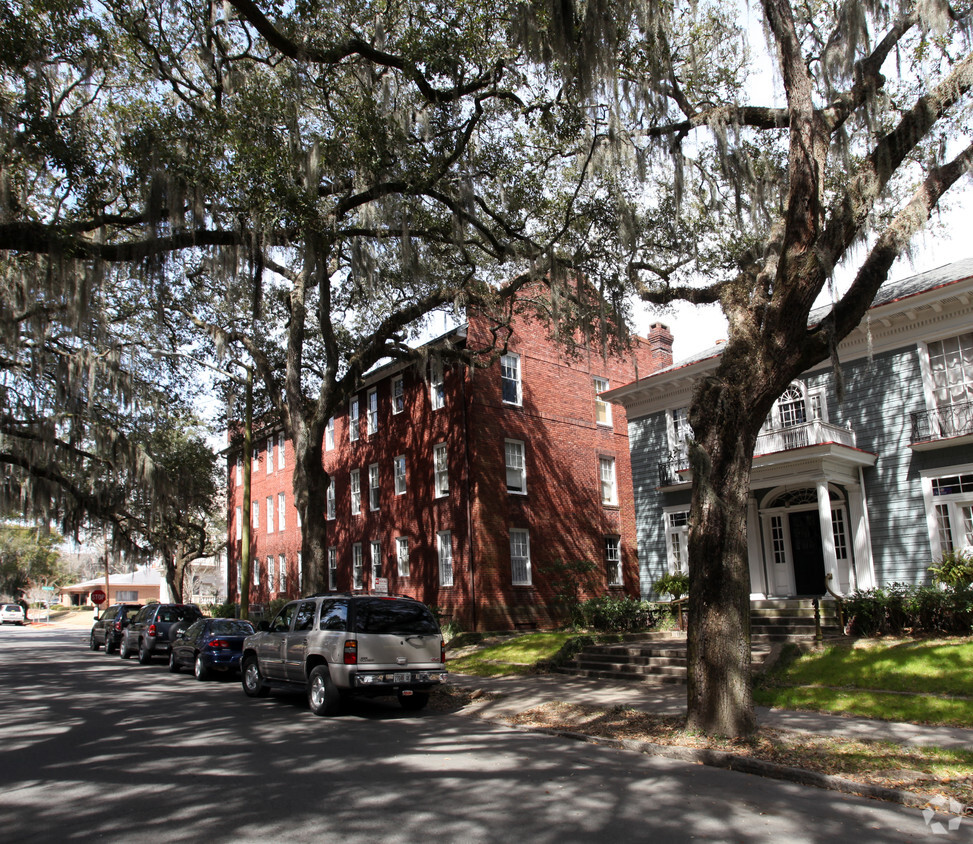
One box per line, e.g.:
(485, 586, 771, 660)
(119, 603, 203, 664)
(89, 603, 142, 654)
(241, 593, 446, 715)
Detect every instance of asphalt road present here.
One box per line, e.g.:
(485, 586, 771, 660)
(0, 625, 947, 843)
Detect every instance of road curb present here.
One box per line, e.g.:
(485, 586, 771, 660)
(507, 723, 933, 809)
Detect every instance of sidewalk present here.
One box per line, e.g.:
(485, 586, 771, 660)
(447, 671, 973, 750)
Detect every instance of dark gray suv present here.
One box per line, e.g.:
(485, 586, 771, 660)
(119, 603, 203, 664)
(241, 594, 447, 715)
(89, 603, 142, 653)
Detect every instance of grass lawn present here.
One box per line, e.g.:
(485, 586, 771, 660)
(755, 637, 973, 727)
(446, 631, 581, 676)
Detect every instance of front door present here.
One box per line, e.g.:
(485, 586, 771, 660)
(789, 510, 826, 595)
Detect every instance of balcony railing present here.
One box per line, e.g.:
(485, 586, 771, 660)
(657, 420, 857, 486)
(911, 400, 973, 444)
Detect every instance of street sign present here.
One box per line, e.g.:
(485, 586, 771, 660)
(90, 589, 107, 605)
(41, 586, 56, 591)
(372, 578, 389, 595)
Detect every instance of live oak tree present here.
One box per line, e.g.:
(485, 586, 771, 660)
(528, 0, 973, 735)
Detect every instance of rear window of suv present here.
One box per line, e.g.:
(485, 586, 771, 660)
(352, 598, 439, 635)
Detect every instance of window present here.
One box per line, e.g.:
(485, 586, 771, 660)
(371, 540, 382, 581)
(776, 383, 807, 428)
(253, 557, 260, 587)
(501, 353, 521, 405)
(367, 388, 378, 436)
(349, 398, 360, 442)
(325, 416, 335, 451)
(278, 432, 285, 469)
(369, 463, 380, 511)
(350, 469, 361, 514)
(505, 439, 526, 493)
(606, 536, 622, 586)
(278, 554, 287, 592)
(326, 478, 335, 520)
(392, 376, 405, 414)
(267, 556, 275, 589)
(352, 543, 363, 590)
(252, 499, 259, 530)
(434, 443, 449, 497)
(667, 407, 693, 462)
(394, 455, 407, 495)
(236, 561, 241, 595)
(253, 440, 260, 470)
(510, 529, 531, 585)
(437, 531, 453, 587)
(235, 506, 242, 540)
(278, 492, 286, 531)
(298, 552, 303, 586)
(926, 332, 973, 437)
(927, 471, 973, 556)
(594, 377, 612, 426)
(235, 456, 242, 484)
(664, 510, 689, 573)
(117, 590, 138, 602)
(599, 456, 617, 505)
(267, 438, 273, 473)
(396, 537, 410, 577)
(328, 547, 337, 591)
(430, 356, 445, 410)
(296, 496, 302, 528)
(266, 496, 274, 533)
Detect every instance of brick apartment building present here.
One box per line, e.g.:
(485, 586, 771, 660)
(226, 309, 673, 630)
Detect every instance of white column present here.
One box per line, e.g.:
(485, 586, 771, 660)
(816, 480, 839, 589)
(849, 471, 876, 590)
(746, 496, 766, 598)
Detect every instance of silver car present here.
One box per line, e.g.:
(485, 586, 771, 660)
(0, 604, 26, 625)
(241, 594, 447, 715)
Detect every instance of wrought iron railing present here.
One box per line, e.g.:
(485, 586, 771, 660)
(910, 400, 973, 444)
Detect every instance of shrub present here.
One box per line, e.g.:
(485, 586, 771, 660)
(206, 601, 239, 619)
(845, 583, 973, 636)
(571, 596, 656, 632)
(929, 549, 973, 588)
(652, 571, 689, 600)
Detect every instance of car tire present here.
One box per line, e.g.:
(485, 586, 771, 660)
(104, 637, 116, 655)
(194, 655, 210, 682)
(168, 651, 180, 673)
(89, 631, 100, 651)
(119, 637, 132, 659)
(397, 691, 430, 711)
(307, 666, 341, 716)
(137, 641, 152, 665)
(242, 655, 269, 698)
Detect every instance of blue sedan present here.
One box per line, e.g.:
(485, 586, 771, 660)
(168, 618, 255, 681)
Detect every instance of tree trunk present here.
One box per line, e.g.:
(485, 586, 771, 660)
(294, 425, 329, 594)
(685, 367, 768, 738)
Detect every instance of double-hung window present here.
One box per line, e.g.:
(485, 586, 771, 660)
(349, 398, 360, 442)
(434, 443, 449, 497)
(369, 463, 380, 511)
(925, 332, 973, 439)
(325, 416, 335, 451)
(326, 478, 335, 520)
(266, 496, 274, 533)
(235, 456, 242, 484)
(267, 438, 273, 473)
(505, 439, 526, 493)
(394, 455, 407, 495)
(925, 471, 973, 557)
(510, 529, 531, 585)
(277, 433, 285, 468)
(252, 499, 259, 530)
(278, 554, 287, 592)
(267, 556, 275, 589)
(599, 456, 618, 505)
(396, 537, 410, 577)
(501, 353, 521, 405)
(350, 469, 361, 515)
(253, 557, 260, 587)
(430, 357, 445, 410)
(370, 540, 382, 580)
(605, 536, 622, 586)
(392, 376, 405, 414)
(235, 506, 242, 540)
(327, 547, 337, 591)
(437, 531, 453, 587)
(367, 388, 378, 436)
(664, 509, 690, 574)
(594, 377, 612, 426)
(352, 543, 363, 589)
(278, 492, 286, 532)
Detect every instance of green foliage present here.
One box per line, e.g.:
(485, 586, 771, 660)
(546, 634, 596, 668)
(537, 558, 599, 611)
(845, 583, 973, 636)
(571, 595, 657, 632)
(929, 550, 973, 589)
(651, 570, 689, 600)
(0, 523, 64, 597)
(205, 600, 239, 619)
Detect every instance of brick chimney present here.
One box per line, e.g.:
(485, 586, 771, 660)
(646, 322, 673, 370)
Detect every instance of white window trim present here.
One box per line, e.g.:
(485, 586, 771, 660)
(437, 531, 454, 587)
(277, 432, 286, 469)
(605, 535, 622, 586)
(352, 543, 363, 590)
(594, 377, 612, 426)
(252, 499, 259, 530)
(267, 438, 273, 473)
(253, 557, 260, 587)
(267, 555, 275, 589)
(392, 376, 405, 414)
(278, 492, 286, 532)
(235, 456, 242, 484)
(510, 528, 532, 586)
(325, 416, 335, 451)
(326, 478, 336, 521)
(505, 438, 527, 494)
(430, 357, 445, 411)
(920, 463, 973, 559)
(599, 455, 618, 506)
(266, 496, 274, 534)
(394, 455, 407, 495)
(370, 540, 382, 580)
(662, 506, 690, 575)
(396, 536, 410, 577)
(501, 352, 522, 406)
(235, 506, 242, 541)
(434, 443, 449, 498)
(350, 469, 361, 515)
(369, 462, 380, 511)
(367, 388, 378, 436)
(349, 398, 360, 443)
(327, 547, 337, 591)
(278, 554, 287, 592)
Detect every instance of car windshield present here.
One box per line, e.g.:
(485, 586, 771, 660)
(208, 619, 254, 635)
(353, 599, 439, 635)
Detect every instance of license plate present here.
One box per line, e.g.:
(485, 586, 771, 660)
(393, 672, 409, 683)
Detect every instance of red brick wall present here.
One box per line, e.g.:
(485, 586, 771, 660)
(226, 311, 672, 629)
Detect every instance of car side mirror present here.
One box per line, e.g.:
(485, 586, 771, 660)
(257, 620, 270, 632)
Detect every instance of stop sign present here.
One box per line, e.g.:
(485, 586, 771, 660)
(90, 589, 107, 605)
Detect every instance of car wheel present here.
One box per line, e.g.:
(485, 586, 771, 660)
(241, 655, 268, 698)
(194, 655, 210, 682)
(89, 631, 100, 651)
(119, 637, 132, 659)
(168, 650, 180, 673)
(137, 641, 152, 665)
(307, 665, 340, 716)
(397, 691, 430, 711)
(104, 637, 116, 655)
